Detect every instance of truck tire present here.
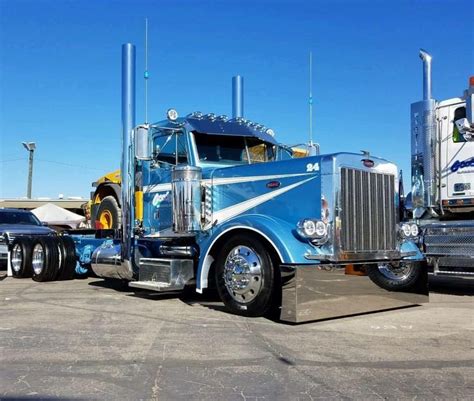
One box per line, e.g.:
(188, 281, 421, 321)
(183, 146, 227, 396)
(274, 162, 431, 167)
(96, 196, 121, 229)
(368, 261, 424, 292)
(56, 236, 77, 280)
(31, 237, 59, 282)
(215, 234, 275, 317)
(10, 237, 33, 278)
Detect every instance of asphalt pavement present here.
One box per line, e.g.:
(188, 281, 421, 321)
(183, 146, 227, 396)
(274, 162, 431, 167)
(0, 275, 472, 401)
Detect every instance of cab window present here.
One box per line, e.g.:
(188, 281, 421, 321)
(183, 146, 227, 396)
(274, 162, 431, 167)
(453, 107, 467, 143)
(153, 132, 188, 166)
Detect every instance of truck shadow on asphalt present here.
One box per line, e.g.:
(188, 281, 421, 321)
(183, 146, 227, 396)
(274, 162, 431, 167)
(429, 275, 474, 296)
(87, 278, 223, 304)
(87, 275, 472, 324)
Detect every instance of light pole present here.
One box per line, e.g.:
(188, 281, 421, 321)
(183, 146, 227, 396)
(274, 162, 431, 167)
(22, 142, 36, 199)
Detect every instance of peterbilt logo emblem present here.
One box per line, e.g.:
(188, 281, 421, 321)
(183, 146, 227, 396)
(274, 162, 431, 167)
(266, 181, 281, 189)
(451, 158, 474, 173)
(362, 159, 375, 168)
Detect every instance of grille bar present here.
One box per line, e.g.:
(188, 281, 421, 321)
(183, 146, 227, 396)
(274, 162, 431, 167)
(341, 168, 396, 252)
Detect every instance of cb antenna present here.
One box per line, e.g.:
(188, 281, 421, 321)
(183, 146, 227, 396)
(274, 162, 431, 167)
(307, 51, 320, 155)
(144, 18, 149, 124)
(309, 51, 313, 145)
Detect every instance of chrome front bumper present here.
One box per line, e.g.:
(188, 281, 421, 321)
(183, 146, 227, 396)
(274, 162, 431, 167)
(279, 264, 428, 323)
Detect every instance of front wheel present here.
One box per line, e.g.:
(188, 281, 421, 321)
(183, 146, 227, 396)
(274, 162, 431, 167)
(215, 234, 275, 317)
(368, 261, 424, 292)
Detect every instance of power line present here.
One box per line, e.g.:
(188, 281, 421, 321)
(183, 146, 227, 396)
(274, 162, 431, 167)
(36, 158, 105, 171)
(0, 158, 26, 163)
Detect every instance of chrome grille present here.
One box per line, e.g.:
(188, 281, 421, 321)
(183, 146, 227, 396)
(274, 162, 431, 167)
(340, 168, 396, 252)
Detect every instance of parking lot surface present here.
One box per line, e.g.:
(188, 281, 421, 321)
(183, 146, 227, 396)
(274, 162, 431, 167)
(0, 275, 473, 401)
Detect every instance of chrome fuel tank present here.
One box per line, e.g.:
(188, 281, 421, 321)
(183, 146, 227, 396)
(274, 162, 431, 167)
(91, 241, 134, 280)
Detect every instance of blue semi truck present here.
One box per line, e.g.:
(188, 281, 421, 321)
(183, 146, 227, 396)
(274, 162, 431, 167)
(7, 44, 428, 322)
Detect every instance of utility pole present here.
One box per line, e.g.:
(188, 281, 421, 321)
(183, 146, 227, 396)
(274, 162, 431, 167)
(22, 142, 36, 199)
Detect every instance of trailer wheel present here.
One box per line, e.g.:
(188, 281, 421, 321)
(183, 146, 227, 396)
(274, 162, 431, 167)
(96, 196, 121, 229)
(215, 234, 275, 317)
(10, 237, 33, 278)
(56, 236, 77, 280)
(31, 237, 59, 282)
(368, 261, 423, 291)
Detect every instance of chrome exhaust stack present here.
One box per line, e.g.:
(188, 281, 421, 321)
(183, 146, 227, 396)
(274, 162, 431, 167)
(92, 43, 136, 280)
(410, 49, 437, 218)
(232, 75, 244, 118)
(420, 49, 432, 101)
(120, 43, 136, 278)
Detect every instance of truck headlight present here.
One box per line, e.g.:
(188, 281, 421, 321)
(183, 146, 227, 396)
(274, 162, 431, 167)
(297, 219, 328, 242)
(400, 223, 419, 238)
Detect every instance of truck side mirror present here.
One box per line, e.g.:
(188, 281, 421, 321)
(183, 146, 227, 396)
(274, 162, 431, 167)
(467, 92, 473, 127)
(466, 77, 474, 130)
(135, 124, 151, 160)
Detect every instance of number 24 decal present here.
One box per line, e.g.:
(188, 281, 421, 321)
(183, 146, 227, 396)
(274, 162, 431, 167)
(306, 162, 320, 172)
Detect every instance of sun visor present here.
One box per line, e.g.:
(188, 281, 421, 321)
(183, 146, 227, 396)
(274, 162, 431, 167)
(185, 117, 278, 145)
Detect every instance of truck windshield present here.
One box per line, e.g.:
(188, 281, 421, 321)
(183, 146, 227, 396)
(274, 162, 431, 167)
(0, 211, 41, 225)
(194, 133, 290, 164)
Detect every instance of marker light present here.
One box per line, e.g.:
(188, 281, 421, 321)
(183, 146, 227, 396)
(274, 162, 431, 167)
(167, 109, 178, 121)
(266, 128, 275, 136)
(190, 111, 203, 119)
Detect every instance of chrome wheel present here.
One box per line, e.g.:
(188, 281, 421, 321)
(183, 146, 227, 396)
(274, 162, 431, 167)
(377, 262, 414, 281)
(32, 243, 45, 275)
(223, 245, 263, 303)
(11, 243, 23, 273)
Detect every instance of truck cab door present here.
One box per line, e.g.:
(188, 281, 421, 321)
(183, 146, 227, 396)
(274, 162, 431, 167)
(444, 103, 474, 201)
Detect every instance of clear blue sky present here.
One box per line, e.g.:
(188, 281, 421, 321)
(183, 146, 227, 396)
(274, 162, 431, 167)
(0, 0, 472, 199)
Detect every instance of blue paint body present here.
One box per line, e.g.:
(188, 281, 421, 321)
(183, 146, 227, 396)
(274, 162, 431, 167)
(69, 234, 106, 275)
(72, 113, 423, 289)
(135, 115, 423, 290)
